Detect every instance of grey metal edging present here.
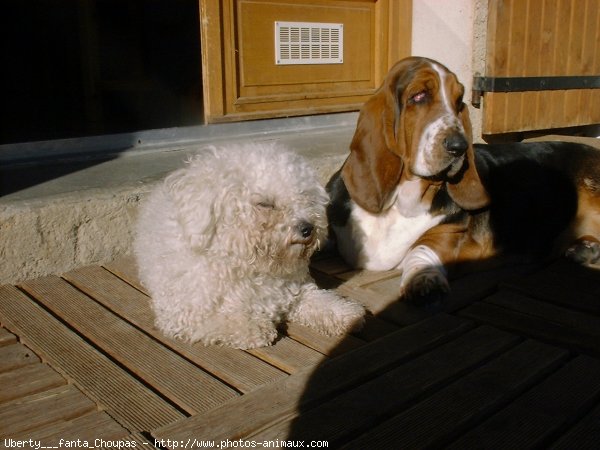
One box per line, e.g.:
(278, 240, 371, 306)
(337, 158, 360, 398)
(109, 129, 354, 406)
(0, 112, 359, 166)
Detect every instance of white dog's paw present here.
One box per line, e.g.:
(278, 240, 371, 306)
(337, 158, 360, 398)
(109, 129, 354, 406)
(220, 325, 279, 350)
(399, 266, 450, 305)
(289, 287, 366, 336)
(565, 238, 600, 265)
(191, 317, 279, 350)
(328, 296, 367, 335)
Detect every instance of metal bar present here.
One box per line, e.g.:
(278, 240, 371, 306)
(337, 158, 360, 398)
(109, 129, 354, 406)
(474, 75, 600, 93)
(471, 75, 600, 108)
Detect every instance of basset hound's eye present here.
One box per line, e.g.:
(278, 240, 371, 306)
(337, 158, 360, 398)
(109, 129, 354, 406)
(408, 90, 429, 105)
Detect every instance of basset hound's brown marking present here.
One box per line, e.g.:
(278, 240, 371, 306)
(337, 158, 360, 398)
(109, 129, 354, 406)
(328, 56, 600, 302)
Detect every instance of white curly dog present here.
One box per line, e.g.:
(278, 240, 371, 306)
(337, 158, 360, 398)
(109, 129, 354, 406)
(134, 142, 365, 349)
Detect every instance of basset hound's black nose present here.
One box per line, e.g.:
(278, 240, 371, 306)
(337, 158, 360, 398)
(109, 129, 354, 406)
(444, 132, 468, 157)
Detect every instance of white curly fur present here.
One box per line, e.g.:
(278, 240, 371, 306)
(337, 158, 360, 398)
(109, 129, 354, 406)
(134, 142, 365, 349)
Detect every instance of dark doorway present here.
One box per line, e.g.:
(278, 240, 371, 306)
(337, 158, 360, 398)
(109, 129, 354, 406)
(2, 0, 203, 145)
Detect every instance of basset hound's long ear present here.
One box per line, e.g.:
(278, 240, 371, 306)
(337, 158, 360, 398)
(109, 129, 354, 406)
(341, 82, 403, 214)
(446, 105, 490, 210)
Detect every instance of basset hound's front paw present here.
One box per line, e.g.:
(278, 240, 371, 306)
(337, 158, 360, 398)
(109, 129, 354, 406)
(398, 245, 450, 305)
(565, 237, 600, 265)
(399, 266, 450, 305)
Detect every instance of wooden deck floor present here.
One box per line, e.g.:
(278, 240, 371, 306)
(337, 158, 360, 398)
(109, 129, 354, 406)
(1, 254, 600, 448)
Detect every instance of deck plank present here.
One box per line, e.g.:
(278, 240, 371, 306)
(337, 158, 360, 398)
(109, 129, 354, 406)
(333, 268, 403, 288)
(343, 340, 568, 449)
(103, 256, 143, 291)
(247, 337, 326, 374)
(0, 284, 184, 430)
(351, 315, 401, 342)
(11, 411, 129, 444)
(503, 264, 600, 314)
(0, 327, 17, 346)
(448, 355, 600, 449)
(0, 363, 65, 403)
(361, 264, 539, 327)
(284, 322, 365, 357)
(153, 314, 472, 443)
(64, 265, 286, 393)
(0, 385, 97, 438)
(336, 283, 400, 317)
(459, 300, 600, 356)
(20, 275, 239, 414)
(308, 254, 353, 276)
(0, 342, 40, 373)
(251, 326, 520, 443)
(551, 402, 600, 449)
(545, 258, 600, 282)
(486, 290, 600, 340)
(125, 432, 160, 448)
(309, 262, 403, 342)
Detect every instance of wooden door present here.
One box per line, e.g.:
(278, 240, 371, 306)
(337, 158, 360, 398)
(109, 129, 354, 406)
(200, 0, 412, 123)
(480, 0, 600, 135)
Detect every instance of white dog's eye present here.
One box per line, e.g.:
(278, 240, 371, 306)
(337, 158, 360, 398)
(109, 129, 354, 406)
(254, 199, 275, 209)
(251, 193, 276, 210)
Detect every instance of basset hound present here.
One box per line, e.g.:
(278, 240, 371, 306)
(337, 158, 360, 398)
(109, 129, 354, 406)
(327, 56, 600, 302)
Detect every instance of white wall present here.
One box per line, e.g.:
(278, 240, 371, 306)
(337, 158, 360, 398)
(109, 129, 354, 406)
(411, 0, 487, 141)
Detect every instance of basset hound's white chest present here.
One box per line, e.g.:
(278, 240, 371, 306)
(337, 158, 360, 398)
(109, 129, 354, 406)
(333, 180, 444, 271)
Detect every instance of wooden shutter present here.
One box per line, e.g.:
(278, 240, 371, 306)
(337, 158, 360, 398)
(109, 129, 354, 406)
(480, 0, 600, 135)
(200, 0, 411, 123)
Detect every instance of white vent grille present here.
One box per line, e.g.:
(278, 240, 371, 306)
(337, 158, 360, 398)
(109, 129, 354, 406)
(275, 21, 343, 65)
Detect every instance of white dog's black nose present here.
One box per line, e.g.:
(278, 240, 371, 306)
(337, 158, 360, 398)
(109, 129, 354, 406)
(444, 132, 468, 157)
(299, 222, 315, 238)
